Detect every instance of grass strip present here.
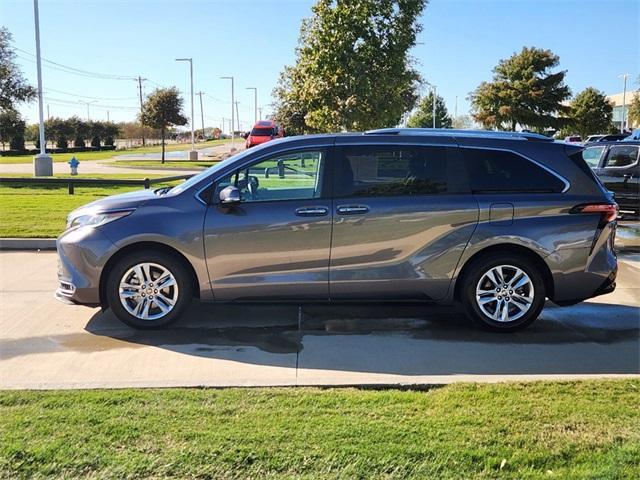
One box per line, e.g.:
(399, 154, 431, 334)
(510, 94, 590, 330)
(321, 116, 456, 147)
(0, 381, 638, 479)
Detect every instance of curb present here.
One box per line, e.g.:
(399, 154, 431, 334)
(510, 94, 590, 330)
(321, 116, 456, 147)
(0, 238, 56, 250)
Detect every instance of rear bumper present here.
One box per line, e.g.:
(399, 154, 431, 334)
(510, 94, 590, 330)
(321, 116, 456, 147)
(548, 221, 618, 304)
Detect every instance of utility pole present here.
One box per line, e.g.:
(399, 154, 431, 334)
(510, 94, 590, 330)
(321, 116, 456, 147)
(619, 73, 630, 133)
(258, 107, 263, 120)
(137, 76, 146, 146)
(107, 110, 110, 122)
(235, 101, 241, 132)
(175, 58, 196, 159)
(46, 104, 49, 119)
(196, 91, 205, 139)
(246, 87, 257, 125)
(220, 76, 235, 150)
(33, 0, 52, 176)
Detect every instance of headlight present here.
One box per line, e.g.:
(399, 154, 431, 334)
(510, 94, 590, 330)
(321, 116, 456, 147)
(66, 210, 134, 231)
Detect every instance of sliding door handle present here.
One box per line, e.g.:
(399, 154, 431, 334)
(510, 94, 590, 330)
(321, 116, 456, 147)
(295, 206, 329, 217)
(337, 205, 370, 215)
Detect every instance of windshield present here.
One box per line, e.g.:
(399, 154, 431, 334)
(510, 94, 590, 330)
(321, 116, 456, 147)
(168, 149, 255, 195)
(251, 127, 274, 136)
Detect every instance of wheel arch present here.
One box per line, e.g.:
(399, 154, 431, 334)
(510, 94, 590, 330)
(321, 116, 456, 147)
(99, 241, 200, 309)
(453, 243, 554, 302)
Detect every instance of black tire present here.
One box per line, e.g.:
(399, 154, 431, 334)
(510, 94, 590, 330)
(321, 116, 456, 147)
(460, 254, 546, 332)
(106, 250, 193, 329)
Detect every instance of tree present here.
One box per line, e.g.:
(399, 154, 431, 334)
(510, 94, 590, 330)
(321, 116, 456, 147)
(452, 115, 474, 130)
(407, 91, 452, 128)
(68, 116, 89, 147)
(46, 117, 73, 149)
(0, 27, 36, 110)
(272, 0, 426, 134)
(103, 122, 120, 146)
(140, 87, 187, 163)
(87, 121, 105, 147)
(0, 108, 25, 149)
(469, 47, 571, 131)
(628, 77, 640, 128)
(567, 87, 613, 139)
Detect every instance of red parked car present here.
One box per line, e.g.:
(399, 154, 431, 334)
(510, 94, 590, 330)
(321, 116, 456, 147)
(245, 120, 283, 148)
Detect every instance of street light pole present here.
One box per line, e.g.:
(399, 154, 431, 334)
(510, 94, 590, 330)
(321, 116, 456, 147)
(619, 73, 630, 133)
(246, 87, 257, 125)
(32, 0, 52, 176)
(235, 101, 240, 132)
(196, 91, 205, 139)
(176, 58, 197, 159)
(78, 100, 97, 121)
(220, 76, 235, 151)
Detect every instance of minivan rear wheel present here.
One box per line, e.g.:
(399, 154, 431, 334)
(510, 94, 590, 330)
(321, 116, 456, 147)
(460, 254, 545, 331)
(106, 251, 192, 329)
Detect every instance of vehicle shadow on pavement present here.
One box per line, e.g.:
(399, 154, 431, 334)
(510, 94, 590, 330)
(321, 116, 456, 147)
(80, 300, 640, 376)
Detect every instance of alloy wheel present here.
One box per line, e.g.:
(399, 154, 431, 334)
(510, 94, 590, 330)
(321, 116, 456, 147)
(475, 264, 535, 323)
(118, 262, 179, 321)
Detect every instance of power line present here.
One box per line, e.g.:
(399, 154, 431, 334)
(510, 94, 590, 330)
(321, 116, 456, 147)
(15, 47, 136, 80)
(43, 87, 137, 101)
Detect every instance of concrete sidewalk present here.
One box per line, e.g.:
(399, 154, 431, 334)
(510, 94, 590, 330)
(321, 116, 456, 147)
(0, 251, 638, 389)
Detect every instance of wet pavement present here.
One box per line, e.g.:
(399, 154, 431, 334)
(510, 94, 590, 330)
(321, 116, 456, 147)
(0, 251, 638, 389)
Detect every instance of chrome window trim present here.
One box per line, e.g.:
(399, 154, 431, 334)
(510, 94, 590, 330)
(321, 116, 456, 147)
(195, 140, 572, 202)
(458, 145, 571, 193)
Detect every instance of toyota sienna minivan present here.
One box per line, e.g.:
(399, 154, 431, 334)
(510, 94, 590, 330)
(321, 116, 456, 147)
(56, 129, 618, 331)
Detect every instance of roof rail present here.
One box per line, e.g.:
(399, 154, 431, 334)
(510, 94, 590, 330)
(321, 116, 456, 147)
(364, 128, 554, 142)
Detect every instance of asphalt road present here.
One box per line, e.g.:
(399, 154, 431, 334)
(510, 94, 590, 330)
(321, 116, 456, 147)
(0, 251, 638, 389)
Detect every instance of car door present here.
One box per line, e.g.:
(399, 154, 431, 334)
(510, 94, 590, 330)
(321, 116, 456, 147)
(203, 147, 333, 300)
(595, 144, 640, 215)
(329, 140, 479, 301)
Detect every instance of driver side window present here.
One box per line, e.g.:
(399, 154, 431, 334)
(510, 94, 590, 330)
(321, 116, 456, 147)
(215, 150, 325, 203)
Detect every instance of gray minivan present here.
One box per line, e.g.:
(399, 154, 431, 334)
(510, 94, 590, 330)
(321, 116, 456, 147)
(56, 129, 618, 331)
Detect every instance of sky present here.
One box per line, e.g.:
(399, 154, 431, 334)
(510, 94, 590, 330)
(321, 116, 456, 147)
(2, 0, 639, 131)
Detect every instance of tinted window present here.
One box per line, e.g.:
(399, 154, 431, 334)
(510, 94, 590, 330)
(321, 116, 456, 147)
(605, 145, 639, 167)
(216, 150, 324, 203)
(335, 146, 455, 197)
(582, 146, 605, 167)
(250, 127, 273, 136)
(463, 148, 565, 193)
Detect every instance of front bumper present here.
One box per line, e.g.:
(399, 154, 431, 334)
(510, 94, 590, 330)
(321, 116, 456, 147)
(56, 226, 116, 306)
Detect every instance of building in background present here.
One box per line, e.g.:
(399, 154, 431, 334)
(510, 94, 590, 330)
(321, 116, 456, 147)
(606, 92, 639, 131)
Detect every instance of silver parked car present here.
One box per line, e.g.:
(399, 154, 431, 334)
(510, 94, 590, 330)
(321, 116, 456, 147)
(56, 129, 618, 331)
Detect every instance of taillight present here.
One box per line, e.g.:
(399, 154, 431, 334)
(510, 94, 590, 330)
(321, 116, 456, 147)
(570, 203, 618, 223)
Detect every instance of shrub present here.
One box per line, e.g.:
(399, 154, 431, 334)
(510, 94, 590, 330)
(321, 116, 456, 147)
(9, 134, 25, 150)
(91, 136, 101, 147)
(56, 136, 68, 149)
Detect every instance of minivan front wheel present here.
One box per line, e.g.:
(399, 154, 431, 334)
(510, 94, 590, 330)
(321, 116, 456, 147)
(461, 255, 545, 331)
(106, 252, 192, 329)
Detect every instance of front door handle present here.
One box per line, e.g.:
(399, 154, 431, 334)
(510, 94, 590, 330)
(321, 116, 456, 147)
(295, 206, 329, 217)
(336, 205, 370, 215)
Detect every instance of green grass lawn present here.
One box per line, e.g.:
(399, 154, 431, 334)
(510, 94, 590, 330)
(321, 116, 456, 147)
(0, 175, 183, 237)
(0, 381, 638, 479)
(0, 138, 235, 164)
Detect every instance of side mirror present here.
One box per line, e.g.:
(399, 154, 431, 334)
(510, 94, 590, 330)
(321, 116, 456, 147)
(219, 185, 240, 205)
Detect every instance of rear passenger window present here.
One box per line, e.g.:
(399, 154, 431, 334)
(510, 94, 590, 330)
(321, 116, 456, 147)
(335, 146, 459, 197)
(463, 148, 565, 193)
(605, 146, 639, 168)
(581, 146, 605, 168)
